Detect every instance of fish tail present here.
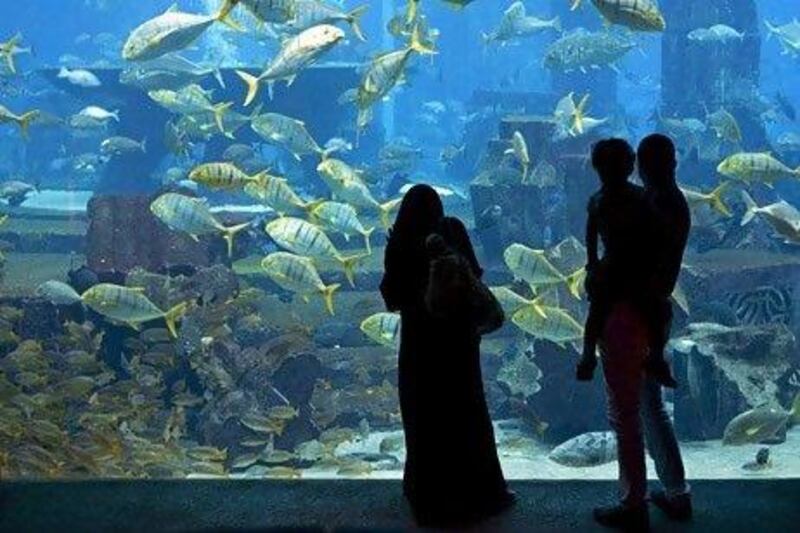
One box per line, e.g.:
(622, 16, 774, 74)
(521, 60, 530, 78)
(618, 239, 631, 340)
(253, 170, 269, 189)
(409, 24, 436, 55)
(362, 226, 375, 255)
(140, 138, 147, 153)
(551, 16, 562, 33)
(211, 101, 233, 136)
(320, 283, 341, 316)
(302, 199, 325, 218)
(212, 67, 226, 89)
(565, 268, 585, 300)
(16, 110, 39, 140)
(222, 221, 250, 258)
(215, 0, 243, 31)
(570, 0, 583, 11)
(740, 190, 758, 226)
(708, 181, 732, 217)
(764, 20, 778, 41)
(164, 302, 189, 339)
(572, 94, 590, 136)
(378, 198, 400, 229)
(339, 254, 364, 288)
(347, 5, 369, 43)
(236, 70, 261, 107)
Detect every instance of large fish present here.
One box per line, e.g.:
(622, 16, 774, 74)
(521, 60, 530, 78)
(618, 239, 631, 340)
(236, 24, 345, 105)
(717, 152, 800, 184)
(549, 431, 617, 467)
(123, 2, 238, 61)
(740, 191, 800, 244)
(261, 252, 340, 315)
(243, 175, 321, 216)
(150, 193, 250, 257)
(149, 84, 233, 136)
(572, 0, 665, 32)
(288, 1, 369, 41)
(316, 158, 399, 227)
(544, 29, 635, 73)
(310, 201, 374, 253)
(503, 243, 584, 299)
(265, 217, 362, 286)
(511, 303, 584, 349)
(722, 393, 800, 446)
(250, 112, 327, 160)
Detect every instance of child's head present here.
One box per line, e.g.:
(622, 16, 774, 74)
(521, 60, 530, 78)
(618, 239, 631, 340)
(591, 138, 636, 188)
(638, 134, 677, 189)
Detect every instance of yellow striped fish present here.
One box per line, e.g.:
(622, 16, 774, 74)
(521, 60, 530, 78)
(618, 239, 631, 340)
(511, 304, 584, 349)
(572, 0, 665, 32)
(310, 201, 374, 254)
(260, 252, 340, 315)
(81, 283, 188, 338)
(244, 176, 321, 217)
(717, 152, 800, 184)
(503, 243, 584, 299)
(264, 217, 363, 286)
(317, 158, 400, 228)
(189, 162, 268, 190)
(360, 312, 401, 349)
(150, 193, 250, 257)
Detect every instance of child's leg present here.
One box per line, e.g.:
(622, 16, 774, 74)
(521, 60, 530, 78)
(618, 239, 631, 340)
(646, 300, 677, 388)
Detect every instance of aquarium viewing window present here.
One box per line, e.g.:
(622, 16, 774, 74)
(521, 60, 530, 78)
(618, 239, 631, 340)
(0, 0, 799, 486)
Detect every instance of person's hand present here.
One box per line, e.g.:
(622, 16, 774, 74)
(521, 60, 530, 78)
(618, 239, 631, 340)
(576, 354, 597, 382)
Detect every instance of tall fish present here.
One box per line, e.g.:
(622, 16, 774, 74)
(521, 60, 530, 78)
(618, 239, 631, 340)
(250, 112, 328, 160)
(48, 282, 188, 338)
(717, 152, 800, 184)
(225, 0, 297, 24)
(150, 193, 250, 257)
(236, 24, 344, 105)
(503, 243, 584, 299)
(149, 84, 233, 136)
(316, 158, 399, 227)
(265, 217, 363, 286)
(310, 201, 375, 253)
(123, 2, 238, 61)
(512, 303, 584, 349)
(243, 176, 321, 216)
(261, 252, 340, 315)
(572, 0, 665, 32)
(722, 393, 800, 445)
(352, 25, 435, 130)
(189, 162, 268, 190)
(288, 1, 369, 41)
(482, 1, 561, 44)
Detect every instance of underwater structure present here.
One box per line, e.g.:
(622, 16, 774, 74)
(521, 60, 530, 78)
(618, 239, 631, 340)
(0, 0, 799, 487)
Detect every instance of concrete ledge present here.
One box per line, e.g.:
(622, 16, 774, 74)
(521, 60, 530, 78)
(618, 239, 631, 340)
(2, 479, 798, 532)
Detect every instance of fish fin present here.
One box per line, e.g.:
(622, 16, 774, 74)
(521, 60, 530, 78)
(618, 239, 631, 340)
(362, 226, 375, 255)
(347, 5, 369, 42)
(708, 181, 732, 217)
(165, 3, 179, 13)
(211, 101, 233, 135)
(268, 81, 275, 101)
(212, 67, 225, 89)
(320, 283, 341, 316)
(565, 268, 585, 300)
(140, 138, 147, 153)
(302, 199, 325, 218)
(164, 302, 189, 339)
(16, 110, 39, 140)
(215, 0, 243, 30)
(409, 24, 436, 55)
(378, 198, 401, 229)
(339, 254, 364, 288)
(222, 221, 251, 258)
(236, 70, 261, 107)
(570, 0, 583, 10)
(740, 190, 758, 226)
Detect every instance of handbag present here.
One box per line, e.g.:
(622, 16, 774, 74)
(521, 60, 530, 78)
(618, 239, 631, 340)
(424, 233, 505, 335)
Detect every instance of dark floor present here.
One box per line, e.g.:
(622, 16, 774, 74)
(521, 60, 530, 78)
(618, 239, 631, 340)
(1, 479, 798, 532)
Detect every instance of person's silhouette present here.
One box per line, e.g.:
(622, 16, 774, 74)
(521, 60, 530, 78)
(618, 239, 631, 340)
(380, 184, 514, 527)
(577, 137, 691, 530)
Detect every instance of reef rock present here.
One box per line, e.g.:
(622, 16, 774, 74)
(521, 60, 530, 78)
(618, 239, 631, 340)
(671, 322, 797, 440)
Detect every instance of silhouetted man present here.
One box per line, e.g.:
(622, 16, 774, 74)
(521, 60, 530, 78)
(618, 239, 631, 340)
(578, 137, 691, 530)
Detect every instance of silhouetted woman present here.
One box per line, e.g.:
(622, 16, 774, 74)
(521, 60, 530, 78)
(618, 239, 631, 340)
(380, 184, 513, 526)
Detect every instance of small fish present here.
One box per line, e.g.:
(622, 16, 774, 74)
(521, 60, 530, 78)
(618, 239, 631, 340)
(360, 312, 400, 349)
(512, 303, 584, 348)
(0, 105, 39, 139)
(309, 201, 374, 253)
(706, 107, 742, 144)
(77, 108, 117, 125)
(189, 162, 268, 190)
(688, 24, 745, 43)
(740, 191, 800, 244)
(101, 136, 147, 156)
(503, 243, 584, 299)
(0, 33, 32, 74)
(57, 67, 101, 87)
